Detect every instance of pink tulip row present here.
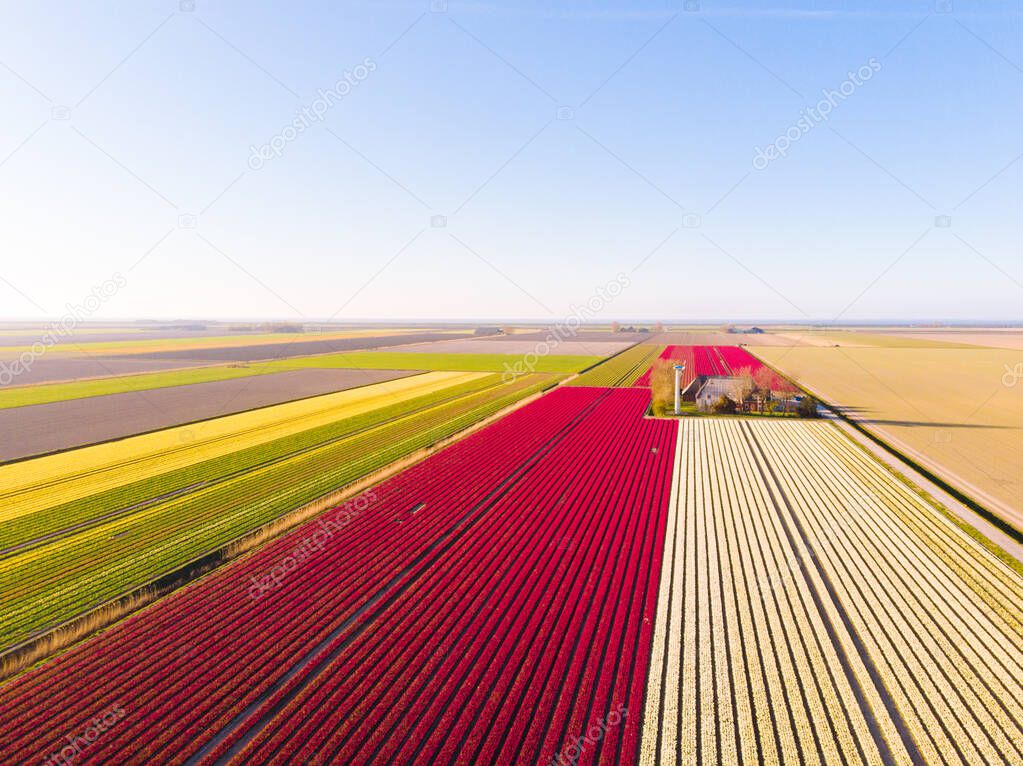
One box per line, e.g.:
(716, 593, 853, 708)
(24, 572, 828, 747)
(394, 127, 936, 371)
(0, 386, 610, 765)
(228, 387, 675, 766)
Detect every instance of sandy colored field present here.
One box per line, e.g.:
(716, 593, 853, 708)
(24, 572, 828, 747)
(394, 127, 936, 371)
(261, 350, 599, 375)
(756, 346, 1023, 531)
(488, 329, 648, 342)
(876, 330, 1023, 351)
(110, 332, 466, 362)
(651, 330, 795, 346)
(0, 328, 458, 357)
(378, 337, 633, 357)
(0, 368, 419, 462)
(772, 330, 977, 349)
(0, 370, 484, 524)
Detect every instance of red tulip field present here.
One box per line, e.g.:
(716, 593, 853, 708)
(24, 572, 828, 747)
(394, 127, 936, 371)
(0, 386, 675, 765)
(5, 340, 1023, 766)
(632, 344, 789, 390)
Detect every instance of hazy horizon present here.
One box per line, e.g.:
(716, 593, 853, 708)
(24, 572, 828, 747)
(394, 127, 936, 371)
(2, 0, 1021, 322)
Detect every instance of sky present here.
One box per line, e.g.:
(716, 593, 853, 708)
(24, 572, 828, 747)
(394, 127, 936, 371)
(0, 0, 1021, 323)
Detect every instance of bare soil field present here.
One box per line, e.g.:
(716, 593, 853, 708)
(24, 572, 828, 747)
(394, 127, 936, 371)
(0, 357, 215, 388)
(0, 330, 211, 346)
(756, 345, 1023, 531)
(0, 367, 419, 461)
(123, 332, 464, 362)
(377, 338, 634, 357)
(487, 330, 648, 343)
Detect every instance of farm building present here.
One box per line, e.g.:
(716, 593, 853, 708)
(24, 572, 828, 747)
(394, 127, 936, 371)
(692, 376, 744, 410)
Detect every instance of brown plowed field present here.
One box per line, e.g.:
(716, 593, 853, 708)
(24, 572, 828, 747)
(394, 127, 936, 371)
(0, 367, 419, 462)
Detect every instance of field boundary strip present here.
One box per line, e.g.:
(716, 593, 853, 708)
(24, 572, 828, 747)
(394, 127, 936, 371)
(827, 415, 1023, 574)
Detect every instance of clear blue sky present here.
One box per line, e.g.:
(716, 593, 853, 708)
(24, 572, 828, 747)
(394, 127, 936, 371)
(1, 1, 1021, 322)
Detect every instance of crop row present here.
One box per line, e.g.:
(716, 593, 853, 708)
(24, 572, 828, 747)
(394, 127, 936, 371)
(1, 370, 482, 527)
(567, 344, 664, 387)
(0, 372, 556, 650)
(230, 386, 675, 766)
(0, 386, 618, 763)
(1, 373, 498, 552)
(640, 418, 1023, 765)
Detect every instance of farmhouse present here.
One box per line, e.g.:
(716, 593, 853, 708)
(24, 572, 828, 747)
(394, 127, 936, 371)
(683, 370, 794, 413)
(691, 376, 744, 411)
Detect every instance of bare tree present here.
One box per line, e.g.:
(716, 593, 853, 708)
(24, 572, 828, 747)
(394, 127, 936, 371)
(650, 358, 680, 414)
(735, 370, 756, 406)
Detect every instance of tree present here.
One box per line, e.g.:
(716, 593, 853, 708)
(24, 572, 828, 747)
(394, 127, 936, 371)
(650, 358, 681, 415)
(710, 395, 737, 414)
(753, 366, 777, 395)
(797, 396, 820, 418)
(611, 321, 621, 333)
(653, 321, 665, 333)
(734, 370, 756, 406)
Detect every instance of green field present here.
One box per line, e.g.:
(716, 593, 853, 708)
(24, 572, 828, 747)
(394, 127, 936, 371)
(0, 372, 556, 650)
